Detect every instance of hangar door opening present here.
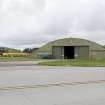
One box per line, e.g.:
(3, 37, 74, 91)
(64, 46, 75, 59)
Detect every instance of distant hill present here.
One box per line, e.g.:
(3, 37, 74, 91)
(6, 48, 21, 53)
(0, 47, 21, 53)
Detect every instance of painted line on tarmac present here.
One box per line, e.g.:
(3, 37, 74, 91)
(0, 80, 105, 91)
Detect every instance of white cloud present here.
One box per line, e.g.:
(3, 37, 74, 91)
(0, 0, 105, 49)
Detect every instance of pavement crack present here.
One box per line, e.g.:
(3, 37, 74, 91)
(0, 80, 105, 91)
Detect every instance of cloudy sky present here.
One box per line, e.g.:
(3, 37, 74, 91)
(0, 0, 105, 49)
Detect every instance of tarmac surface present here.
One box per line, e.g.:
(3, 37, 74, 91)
(0, 61, 105, 105)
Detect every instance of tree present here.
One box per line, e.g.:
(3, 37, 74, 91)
(23, 48, 32, 53)
(0, 47, 6, 55)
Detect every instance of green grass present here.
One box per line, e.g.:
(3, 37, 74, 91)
(0, 56, 37, 62)
(39, 59, 105, 67)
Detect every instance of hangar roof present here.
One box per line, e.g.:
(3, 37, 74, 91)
(37, 38, 105, 53)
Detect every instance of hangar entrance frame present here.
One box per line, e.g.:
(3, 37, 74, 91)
(52, 46, 89, 59)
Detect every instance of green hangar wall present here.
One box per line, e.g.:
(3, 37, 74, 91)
(36, 38, 105, 59)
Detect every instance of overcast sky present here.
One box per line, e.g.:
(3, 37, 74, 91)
(0, 0, 105, 49)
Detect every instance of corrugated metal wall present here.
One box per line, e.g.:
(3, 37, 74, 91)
(52, 46, 64, 59)
(75, 46, 89, 59)
(90, 50, 105, 60)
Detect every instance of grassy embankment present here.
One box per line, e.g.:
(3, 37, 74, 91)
(39, 59, 105, 67)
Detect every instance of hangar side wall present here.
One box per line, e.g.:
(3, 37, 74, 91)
(89, 50, 105, 60)
(36, 49, 105, 60)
